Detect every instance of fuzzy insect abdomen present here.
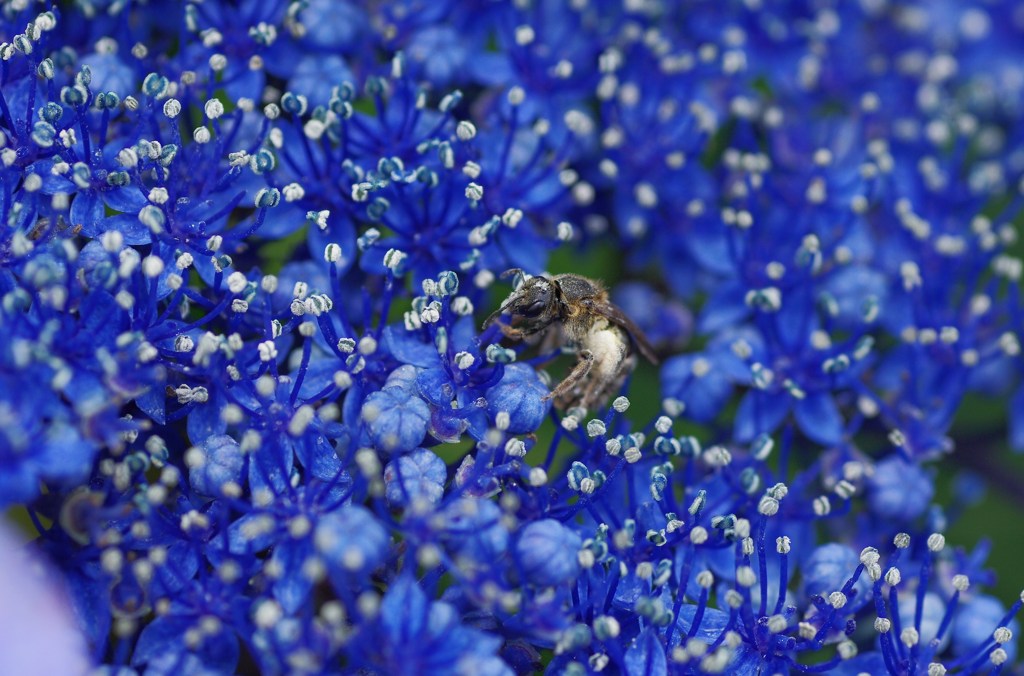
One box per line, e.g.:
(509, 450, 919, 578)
(584, 322, 628, 379)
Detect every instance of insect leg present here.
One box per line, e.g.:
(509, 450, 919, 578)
(543, 349, 594, 402)
(495, 320, 551, 342)
(495, 321, 526, 340)
(581, 354, 635, 410)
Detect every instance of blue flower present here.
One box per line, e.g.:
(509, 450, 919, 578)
(3, 1, 1024, 673)
(384, 447, 447, 507)
(405, 26, 473, 85)
(897, 591, 952, 654)
(953, 595, 1019, 663)
(296, 0, 370, 52)
(0, 385, 96, 507)
(802, 543, 872, 611)
(660, 352, 736, 423)
(133, 614, 238, 675)
(352, 575, 513, 675)
(286, 54, 355, 108)
(867, 456, 934, 520)
(360, 377, 432, 455)
(442, 498, 509, 565)
(515, 519, 582, 587)
(227, 476, 353, 614)
(188, 434, 244, 498)
(485, 363, 550, 433)
(315, 504, 389, 578)
(129, 576, 246, 675)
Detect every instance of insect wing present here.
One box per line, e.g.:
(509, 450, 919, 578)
(582, 299, 659, 364)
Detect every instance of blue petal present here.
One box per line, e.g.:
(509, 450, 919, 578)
(624, 629, 667, 676)
(155, 543, 199, 595)
(427, 406, 469, 444)
(697, 282, 750, 334)
(131, 616, 191, 666)
(380, 575, 429, 646)
(79, 290, 123, 345)
(824, 265, 888, 328)
(228, 513, 278, 554)
(36, 423, 95, 484)
(295, 431, 349, 484)
(794, 393, 843, 446)
(385, 364, 422, 392)
(671, 605, 731, 646)
(63, 565, 111, 647)
(407, 26, 469, 84)
(660, 353, 733, 422)
(70, 192, 103, 230)
(294, 357, 342, 400)
(249, 440, 293, 496)
(306, 218, 357, 277)
(773, 285, 817, 349)
(217, 58, 268, 103)
(273, 540, 315, 614)
(465, 53, 515, 86)
(79, 53, 136, 95)
(85, 213, 152, 245)
(0, 463, 40, 507)
(135, 385, 167, 425)
(444, 499, 509, 562)
(186, 389, 228, 446)
(734, 390, 791, 442)
(416, 367, 456, 407)
(288, 55, 355, 107)
(102, 186, 148, 213)
(252, 200, 308, 239)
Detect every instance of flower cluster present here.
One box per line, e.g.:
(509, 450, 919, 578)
(1, 1, 1023, 674)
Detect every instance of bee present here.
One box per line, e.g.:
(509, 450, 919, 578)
(483, 270, 658, 411)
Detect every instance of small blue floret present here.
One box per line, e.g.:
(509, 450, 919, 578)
(515, 519, 582, 587)
(189, 435, 244, 497)
(485, 364, 550, 433)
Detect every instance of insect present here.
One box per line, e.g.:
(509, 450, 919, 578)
(483, 270, 658, 411)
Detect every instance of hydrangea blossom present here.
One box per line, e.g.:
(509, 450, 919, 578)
(1, 1, 1023, 674)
